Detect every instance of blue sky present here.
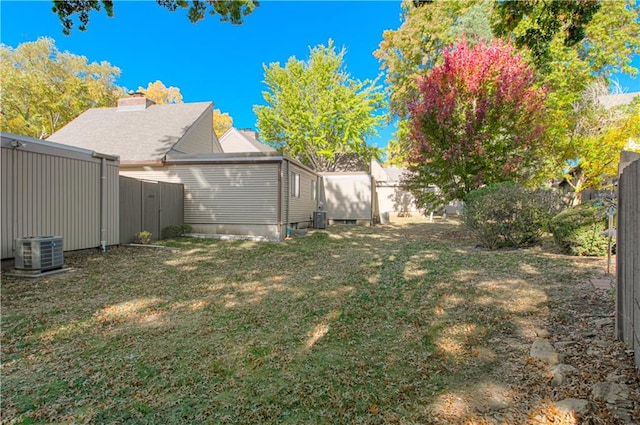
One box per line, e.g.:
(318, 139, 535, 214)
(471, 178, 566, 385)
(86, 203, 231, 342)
(0, 1, 404, 148)
(1, 1, 639, 150)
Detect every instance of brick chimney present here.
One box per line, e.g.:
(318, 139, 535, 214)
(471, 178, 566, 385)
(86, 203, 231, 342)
(117, 92, 156, 111)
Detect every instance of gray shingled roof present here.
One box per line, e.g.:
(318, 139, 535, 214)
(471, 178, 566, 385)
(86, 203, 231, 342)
(48, 102, 212, 161)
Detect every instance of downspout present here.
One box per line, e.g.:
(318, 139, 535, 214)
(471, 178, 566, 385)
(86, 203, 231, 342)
(12, 147, 18, 256)
(100, 157, 107, 251)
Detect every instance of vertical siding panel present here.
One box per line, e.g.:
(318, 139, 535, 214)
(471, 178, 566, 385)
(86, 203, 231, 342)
(108, 164, 119, 245)
(28, 153, 35, 236)
(1, 149, 13, 258)
(54, 156, 62, 240)
(37, 153, 43, 236)
(21, 153, 28, 238)
(617, 159, 640, 368)
(18, 152, 25, 239)
(42, 154, 48, 235)
(2, 139, 119, 259)
(87, 161, 92, 246)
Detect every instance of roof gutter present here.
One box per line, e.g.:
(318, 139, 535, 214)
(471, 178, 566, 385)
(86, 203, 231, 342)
(119, 160, 165, 168)
(164, 154, 286, 166)
(91, 152, 119, 162)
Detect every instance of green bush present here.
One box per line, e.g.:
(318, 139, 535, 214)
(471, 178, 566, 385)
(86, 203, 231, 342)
(134, 230, 152, 244)
(464, 183, 563, 249)
(162, 224, 193, 239)
(550, 200, 611, 256)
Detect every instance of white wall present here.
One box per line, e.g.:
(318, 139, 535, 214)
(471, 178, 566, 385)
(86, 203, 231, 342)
(321, 173, 373, 222)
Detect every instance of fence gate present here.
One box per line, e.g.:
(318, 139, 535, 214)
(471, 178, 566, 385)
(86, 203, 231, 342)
(616, 154, 640, 368)
(119, 176, 184, 243)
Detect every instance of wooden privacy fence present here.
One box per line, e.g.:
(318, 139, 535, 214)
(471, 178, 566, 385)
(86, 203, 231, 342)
(616, 155, 640, 368)
(119, 176, 184, 243)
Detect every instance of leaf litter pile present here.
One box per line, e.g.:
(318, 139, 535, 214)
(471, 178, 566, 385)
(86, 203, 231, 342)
(2, 220, 638, 424)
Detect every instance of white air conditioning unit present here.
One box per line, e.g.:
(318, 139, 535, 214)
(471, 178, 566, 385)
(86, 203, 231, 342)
(15, 236, 64, 271)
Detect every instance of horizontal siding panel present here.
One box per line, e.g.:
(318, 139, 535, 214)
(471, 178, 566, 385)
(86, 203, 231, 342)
(121, 163, 280, 225)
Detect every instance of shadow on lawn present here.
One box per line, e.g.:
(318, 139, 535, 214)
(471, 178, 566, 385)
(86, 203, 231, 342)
(0, 221, 593, 424)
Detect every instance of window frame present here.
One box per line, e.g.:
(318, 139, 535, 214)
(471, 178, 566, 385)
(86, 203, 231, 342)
(290, 172, 300, 198)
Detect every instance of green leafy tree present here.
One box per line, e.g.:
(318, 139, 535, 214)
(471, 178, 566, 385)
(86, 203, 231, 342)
(378, 0, 639, 197)
(563, 88, 640, 196)
(528, 1, 640, 190)
(406, 40, 548, 208)
(383, 139, 408, 167)
(375, 0, 492, 119)
(254, 40, 386, 172)
(52, 0, 258, 35)
(0, 37, 122, 138)
(492, 0, 602, 71)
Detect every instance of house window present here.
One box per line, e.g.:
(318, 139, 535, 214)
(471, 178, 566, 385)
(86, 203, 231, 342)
(291, 172, 300, 198)
(311, 180, 317, 200)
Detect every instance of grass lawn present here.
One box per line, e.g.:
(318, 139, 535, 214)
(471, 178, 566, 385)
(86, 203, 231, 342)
(1, 220, 635, 424)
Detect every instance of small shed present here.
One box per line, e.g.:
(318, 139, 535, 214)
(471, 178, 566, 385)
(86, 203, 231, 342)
(320, 172, 375, 225)
(1, 132, 119, 259)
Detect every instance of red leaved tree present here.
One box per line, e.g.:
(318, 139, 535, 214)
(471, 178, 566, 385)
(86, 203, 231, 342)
(405, 39, 548, 210)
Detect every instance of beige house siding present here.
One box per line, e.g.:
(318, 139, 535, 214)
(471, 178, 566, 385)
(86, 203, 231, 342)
(219, 128, 275, 153)
(120, 162, 281, 239)
(172, 107, 222, 154)
(321, 173, 374, 224)
(221, 133, 249, 153)
(1, 133, 119, 259)
(219, 129, 250, 153)
(287, 162, 318, 226)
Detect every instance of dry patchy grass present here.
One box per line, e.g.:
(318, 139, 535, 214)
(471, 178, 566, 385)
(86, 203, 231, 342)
(1, 221, 637, 424)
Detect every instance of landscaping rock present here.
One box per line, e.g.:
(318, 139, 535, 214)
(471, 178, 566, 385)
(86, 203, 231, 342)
(611, 400, 636, 425)
(555, 398, 590, 416)
(530, 338, 560, 365)
(534, 328, 550, 338)
(606, 372, 626, 383)
(594, 317, 614, 327)
(551, 364, 578, 387)
(591, 382, 629, 404)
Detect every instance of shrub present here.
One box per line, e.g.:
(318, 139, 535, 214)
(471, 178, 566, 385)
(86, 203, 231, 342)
(134, 230, 152, 244)
(550, 200, 610, 256)
(163, 224, 193, 239)
(464, 183, 563, 249)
